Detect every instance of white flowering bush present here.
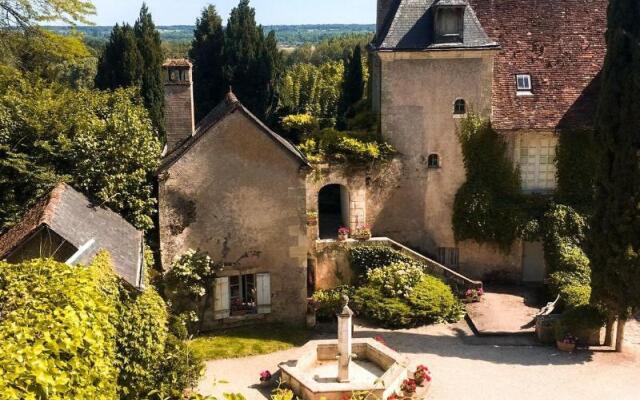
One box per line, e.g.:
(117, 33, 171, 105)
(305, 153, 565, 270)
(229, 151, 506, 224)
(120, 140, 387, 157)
(366, 262, 425, 299)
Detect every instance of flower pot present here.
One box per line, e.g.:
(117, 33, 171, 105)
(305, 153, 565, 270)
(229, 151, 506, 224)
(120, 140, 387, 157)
(338, 233, 349, 241)
(354, 233, 372, 241)
(307, 216, 318, 226)
(556, 340, 576, 353)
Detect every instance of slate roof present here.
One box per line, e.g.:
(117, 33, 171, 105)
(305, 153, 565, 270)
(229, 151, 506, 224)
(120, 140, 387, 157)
(159, 91, 310, 172)
(0, 183, 145, 289)
(374, 0, 498, 50)
(469, 0, 607, 131)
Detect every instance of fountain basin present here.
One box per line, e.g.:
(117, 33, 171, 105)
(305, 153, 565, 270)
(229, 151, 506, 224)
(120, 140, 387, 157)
(279, 338, 408, 400)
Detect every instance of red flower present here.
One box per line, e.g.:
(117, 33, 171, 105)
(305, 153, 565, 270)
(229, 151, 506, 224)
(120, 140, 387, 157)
(387, 394, 399, 400)
(401, 378, 418, 394)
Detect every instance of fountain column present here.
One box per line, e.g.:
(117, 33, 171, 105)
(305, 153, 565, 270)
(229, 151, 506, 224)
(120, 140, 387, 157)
(337, 295, 353, 383)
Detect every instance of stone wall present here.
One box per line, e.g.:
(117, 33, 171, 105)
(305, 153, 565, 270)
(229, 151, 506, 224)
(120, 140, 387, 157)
(159, 111, 309, 326)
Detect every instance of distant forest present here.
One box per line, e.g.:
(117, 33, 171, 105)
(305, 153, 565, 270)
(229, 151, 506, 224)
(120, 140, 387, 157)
(45, 24, 375, 48)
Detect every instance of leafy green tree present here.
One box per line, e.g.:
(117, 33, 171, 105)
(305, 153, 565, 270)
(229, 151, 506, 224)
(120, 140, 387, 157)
(0, 67, 161, 230)
(278, 61, 344, 127)
(224, 0, 281, 120)
(285, 33, 373, 66)
(134, 3, 165, 140)
(95, 23, 143, 90)
(189, 5, 226, 122)
(589, 0, 640, 352)
(0, 0, 95, 29)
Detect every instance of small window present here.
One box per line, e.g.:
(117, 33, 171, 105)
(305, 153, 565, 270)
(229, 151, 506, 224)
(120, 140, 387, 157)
(454, 99, 466, 115)
(427, 154, 440, 168)
(438, 247, 460, 270)
(229, 274, 257, 316)
(516, 74, 532, 92)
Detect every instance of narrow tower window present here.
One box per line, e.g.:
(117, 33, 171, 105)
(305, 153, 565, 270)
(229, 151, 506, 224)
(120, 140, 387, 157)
(454, 99, 466, 115)
(428, 154, 440, 168)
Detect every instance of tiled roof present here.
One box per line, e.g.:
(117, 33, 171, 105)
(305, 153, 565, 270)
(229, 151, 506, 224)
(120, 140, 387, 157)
(0, 183, 144, 289)
(163, 58, 192, 67)
(374, 0, 498, 50)
(159, 92, 310, 172)
(469, 0, 607, 131)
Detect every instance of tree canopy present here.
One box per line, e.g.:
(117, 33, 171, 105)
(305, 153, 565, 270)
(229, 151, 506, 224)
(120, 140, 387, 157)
(95, 23, 143, 90)
(0, 67, 162, 230)
(0, 0, 95, 29)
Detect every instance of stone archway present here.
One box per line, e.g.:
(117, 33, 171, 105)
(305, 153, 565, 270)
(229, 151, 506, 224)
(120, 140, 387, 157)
(318, 184, 350, 239)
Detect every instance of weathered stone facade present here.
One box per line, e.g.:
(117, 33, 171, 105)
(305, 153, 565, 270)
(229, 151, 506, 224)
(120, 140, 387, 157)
(159, 88, 310, 327)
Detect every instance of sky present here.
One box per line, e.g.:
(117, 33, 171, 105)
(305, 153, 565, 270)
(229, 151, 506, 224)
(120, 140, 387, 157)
(88, 0, 376, 26)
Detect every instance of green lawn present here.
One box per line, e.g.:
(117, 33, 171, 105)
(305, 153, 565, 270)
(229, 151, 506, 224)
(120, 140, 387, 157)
(188, 324, 311, 361)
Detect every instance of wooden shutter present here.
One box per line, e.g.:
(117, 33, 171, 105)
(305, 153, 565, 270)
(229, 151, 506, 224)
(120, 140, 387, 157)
(213, 277, 230, 320)
(256, 273, 272, 314)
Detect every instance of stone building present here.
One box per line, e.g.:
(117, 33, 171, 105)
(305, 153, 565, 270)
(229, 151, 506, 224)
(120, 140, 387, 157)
(158, 0, 607, 326)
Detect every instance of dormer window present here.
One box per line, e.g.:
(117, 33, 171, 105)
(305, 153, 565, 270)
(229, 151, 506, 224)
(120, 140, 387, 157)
(516, 74, 533, 94)
(434, 2, 466, 44)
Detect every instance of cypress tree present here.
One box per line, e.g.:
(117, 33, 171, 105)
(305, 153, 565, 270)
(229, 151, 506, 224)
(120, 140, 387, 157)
(224, 0, 280, 120)
(589, 0, 640, 352)
(337, 44, 365, 128)
(189, 5, 226, 122)
(134, 3, 165, 140)
(95, 23, 142, 90)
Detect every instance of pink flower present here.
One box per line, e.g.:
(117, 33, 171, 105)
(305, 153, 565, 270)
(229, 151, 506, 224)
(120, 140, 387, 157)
(259, 370, 272, 381)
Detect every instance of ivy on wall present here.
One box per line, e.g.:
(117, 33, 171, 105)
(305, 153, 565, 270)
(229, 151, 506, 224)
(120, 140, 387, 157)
(452, 114, 523, 251)
(555, 129, 598, 210)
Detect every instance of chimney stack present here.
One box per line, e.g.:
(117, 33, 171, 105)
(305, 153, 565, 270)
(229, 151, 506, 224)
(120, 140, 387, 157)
(163, 59, 195, 152)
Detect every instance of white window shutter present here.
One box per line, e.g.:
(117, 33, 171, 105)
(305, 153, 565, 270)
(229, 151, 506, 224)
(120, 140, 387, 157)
(214, 277, 230, 320)
(256, 273, 272, 314)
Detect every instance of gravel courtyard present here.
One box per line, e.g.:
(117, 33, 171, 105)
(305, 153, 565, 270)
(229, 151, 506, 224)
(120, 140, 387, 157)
(198, 318, 640, 400)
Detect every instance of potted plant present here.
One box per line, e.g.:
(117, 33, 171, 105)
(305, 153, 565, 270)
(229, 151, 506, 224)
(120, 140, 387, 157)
(351, 226, 372, 241)
(401, 378, 417, 398)
(259, 370, 272, 386)
(413, 364, 432, 387)
(306, 298, 318, 328)
(556, 333, 577, 353)
(464, 287, 484, 303)
(306, 211, 318, 226)
(337, 226, 350, 241)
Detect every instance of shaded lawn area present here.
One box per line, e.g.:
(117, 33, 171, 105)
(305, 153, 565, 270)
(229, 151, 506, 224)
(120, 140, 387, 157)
(188, 323, 311, 360)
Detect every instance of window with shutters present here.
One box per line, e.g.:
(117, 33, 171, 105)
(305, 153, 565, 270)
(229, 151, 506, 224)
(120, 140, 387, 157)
(519, 136, 557, 192)
(435, 6, 465, 43)
(214, 272, 271, 319)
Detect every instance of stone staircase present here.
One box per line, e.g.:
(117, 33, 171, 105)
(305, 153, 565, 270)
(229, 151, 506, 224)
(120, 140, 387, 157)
(363, 237, 483, 292)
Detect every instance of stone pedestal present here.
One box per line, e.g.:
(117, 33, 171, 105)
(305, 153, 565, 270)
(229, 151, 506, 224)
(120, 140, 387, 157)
(337, 303, 353, 383)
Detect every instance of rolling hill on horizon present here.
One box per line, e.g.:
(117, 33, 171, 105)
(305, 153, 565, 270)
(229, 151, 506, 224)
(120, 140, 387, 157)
(46, 24, 375, 47)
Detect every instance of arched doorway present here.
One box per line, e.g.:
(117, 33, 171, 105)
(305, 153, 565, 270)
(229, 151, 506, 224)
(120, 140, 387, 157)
(318, 184, 350, 239)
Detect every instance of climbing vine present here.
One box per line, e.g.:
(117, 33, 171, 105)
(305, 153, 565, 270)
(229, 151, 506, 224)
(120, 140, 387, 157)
(452, 114, 524, 251)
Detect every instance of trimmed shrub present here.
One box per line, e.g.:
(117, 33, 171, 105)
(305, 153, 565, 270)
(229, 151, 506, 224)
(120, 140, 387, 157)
(555, 305, 607, 342)
(348, 245, 413, 277)
(311, 285, 355, 321)
(0, 258, 118, 399)
(558, 283, 591, 309)
(352, 286, 414, 329)
(0, 254, 203, 400)
(366, 262, 425, 299)
(407, 276, 465, 324)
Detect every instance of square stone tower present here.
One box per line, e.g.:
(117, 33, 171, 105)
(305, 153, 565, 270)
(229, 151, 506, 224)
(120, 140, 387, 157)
(163, 59, 195, 152)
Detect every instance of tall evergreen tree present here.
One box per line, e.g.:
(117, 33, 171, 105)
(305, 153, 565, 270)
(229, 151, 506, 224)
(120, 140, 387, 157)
(589, 0, 640, 352)
(95, 24, 142, 90)
(189, 5, 226, 122)
(134, 3, 165, 140)
(224, 0, 280, 120)
(337, 44, 365, 128)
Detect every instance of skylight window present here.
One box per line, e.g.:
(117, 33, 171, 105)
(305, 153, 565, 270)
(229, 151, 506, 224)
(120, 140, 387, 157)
(516, 74, 532, 93)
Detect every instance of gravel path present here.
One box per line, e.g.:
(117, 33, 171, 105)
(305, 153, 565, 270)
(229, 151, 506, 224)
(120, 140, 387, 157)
(198, 319, 640, 400)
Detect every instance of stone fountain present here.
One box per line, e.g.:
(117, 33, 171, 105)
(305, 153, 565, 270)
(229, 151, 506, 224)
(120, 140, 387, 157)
(279, 296, 409, 400)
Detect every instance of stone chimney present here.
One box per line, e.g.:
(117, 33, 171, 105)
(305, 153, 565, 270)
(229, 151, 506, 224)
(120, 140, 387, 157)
(163, 59, 195, 152)
(377, 0, 397, 37)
